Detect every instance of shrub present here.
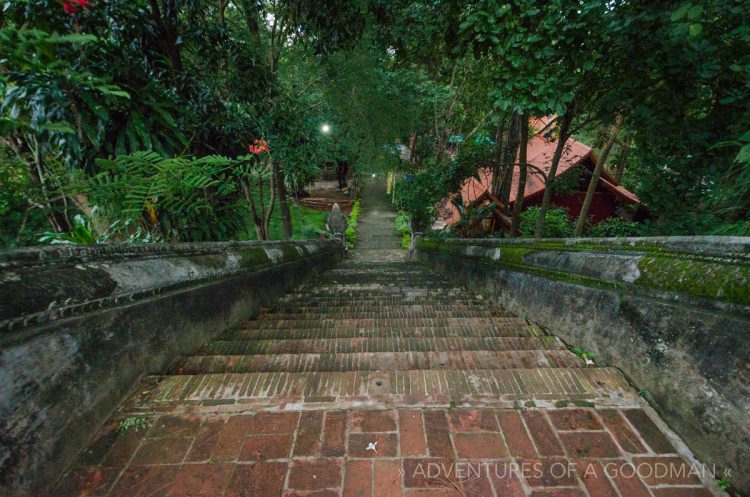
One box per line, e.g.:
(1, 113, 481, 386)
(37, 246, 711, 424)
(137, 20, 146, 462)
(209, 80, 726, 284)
(588, 217, 641, 237)
(520, 206, 573, 238)
(395, 211, 411, 249)
(393, 152, 481, 231)
(345, 200, 360, 249)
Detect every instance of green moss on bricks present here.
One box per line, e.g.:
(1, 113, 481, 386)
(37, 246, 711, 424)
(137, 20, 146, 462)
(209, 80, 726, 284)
(420, 238, 690, 257)
(500, 247, 533, 265)
(238, 248, 271, 268)
(418, 238, 750, 304)
(415, 239, 440, 251)
(280, 244, 302, 261)
(636, 256, 750, 305)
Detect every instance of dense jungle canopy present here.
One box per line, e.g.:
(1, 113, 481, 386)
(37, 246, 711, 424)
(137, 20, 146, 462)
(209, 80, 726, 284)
(1, 0, 749, 247)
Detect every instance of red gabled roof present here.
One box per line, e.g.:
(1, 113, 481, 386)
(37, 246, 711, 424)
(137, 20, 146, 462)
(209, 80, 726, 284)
(443, 119, 639, 226)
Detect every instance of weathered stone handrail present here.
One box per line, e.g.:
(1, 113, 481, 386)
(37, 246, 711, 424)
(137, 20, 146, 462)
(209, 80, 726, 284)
(0, 240, 338, 334)
(416, 235, 750, 492)
(0, 239, 343, 496)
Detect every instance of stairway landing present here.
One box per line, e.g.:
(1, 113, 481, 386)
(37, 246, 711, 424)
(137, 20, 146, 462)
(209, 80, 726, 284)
(52, 180, 718, 497)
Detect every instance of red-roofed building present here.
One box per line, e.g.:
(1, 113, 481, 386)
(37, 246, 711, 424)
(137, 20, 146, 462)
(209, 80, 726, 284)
(437, 119, 642, 232)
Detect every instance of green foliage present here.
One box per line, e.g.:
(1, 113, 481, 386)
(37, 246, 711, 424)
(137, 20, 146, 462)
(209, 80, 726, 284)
(453, 140, 494, 176)
(606, 1, 750, 232)
(587, 217, 641, 238)
(570, 347, 595, 365)
(717, 476, 744, 497)
(0, 152, 47, 249)
(551, 166, 585, 196)
(520, 207, 573, 238)
(88, 152, 244, 242)
(449, 197, 497, 238)
(395, 211, 411, 249)
(117, 417, 152, 436)
(345, 200, 361, 249)
(394, 155, 479, 231)
(2, 0, 749, 246)
(38, 214, 96, 245)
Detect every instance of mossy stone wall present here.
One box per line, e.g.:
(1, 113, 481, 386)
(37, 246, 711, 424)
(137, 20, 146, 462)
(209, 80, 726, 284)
(416, 236, 750, 493)
(0, 239, 342, 497)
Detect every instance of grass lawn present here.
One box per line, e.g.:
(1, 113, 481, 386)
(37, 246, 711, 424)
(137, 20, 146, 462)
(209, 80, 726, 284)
(268, 201, 329, 240)
(240, 192, 328, 241)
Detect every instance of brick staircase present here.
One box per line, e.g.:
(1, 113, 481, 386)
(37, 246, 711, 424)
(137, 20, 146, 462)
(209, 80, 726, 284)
(126, 181, 634, 414)
(53, 180, 717, 497)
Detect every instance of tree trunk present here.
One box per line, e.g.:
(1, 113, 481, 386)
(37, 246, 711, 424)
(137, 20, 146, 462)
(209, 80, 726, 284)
(276, 164, 292, 239)
(533, 112, 573, 238)
(490, 115, 507, 201)
(574, 114, 623, 236)
(263, 163, 277, 239)
(500, 113, 521, 212)
(510, 115, 529, 237)
(242, 179, 265, 240)
(614, 138, 630, 183)
(148, 0, 183, 77)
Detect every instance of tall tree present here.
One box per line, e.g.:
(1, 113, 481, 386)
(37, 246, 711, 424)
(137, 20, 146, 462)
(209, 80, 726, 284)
(510, 116, 529, 236)
(574, 113, 623, 236)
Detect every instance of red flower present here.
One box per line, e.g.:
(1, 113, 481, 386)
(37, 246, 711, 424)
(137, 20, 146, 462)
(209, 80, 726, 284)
(248, 139, 269, 154)
(61, 0, 89, 15)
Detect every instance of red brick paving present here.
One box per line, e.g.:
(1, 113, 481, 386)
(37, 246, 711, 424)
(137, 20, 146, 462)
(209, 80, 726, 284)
(322, 411, 348, 457)
(497, 410, 537, 458)
(521, 410, 565, 456)
(343, 460, 370, 497)
(53, 407, 718, 496)
(399, 410, 427, 456)
(294, 411, 325, 457)
(453, 432, 507, 458)
(623, 409, 677, 454)
(240, 433, 293, 460)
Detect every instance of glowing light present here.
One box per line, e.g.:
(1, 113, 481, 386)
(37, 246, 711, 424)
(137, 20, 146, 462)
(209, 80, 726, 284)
(321, 123, 331, 134)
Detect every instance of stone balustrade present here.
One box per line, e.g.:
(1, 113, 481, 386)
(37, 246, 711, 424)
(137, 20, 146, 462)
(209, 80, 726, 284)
(0, 239, 343, 496)
(416, 235, 750, 493)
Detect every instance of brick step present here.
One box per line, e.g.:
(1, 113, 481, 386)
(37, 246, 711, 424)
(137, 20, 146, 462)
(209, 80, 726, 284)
(316, 279, 453, 287)
(234, 316, 521, 330)
(255, 309, 510, 319)
(351, 244, 403, 249)
(322, 270, 436, 279)
(124, 367, 636, 413)
(265, 298, 486, 309)
(251, 309, 511, 320)
(352, 238, 403, 244)
(333, 262, 415, 269)
(359, 231, 399, 235)
(326, 267, 427, 273)
(285, 287, 465, 297)
(357, 236, 402, 241)
(173, 349, 584, 374)
(221, 324, 542, 340)
(285, 291, 466, 301)
(308, 281, 462, 288)
(324, 261, 424, 268)
(199, 336, 565, 355)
